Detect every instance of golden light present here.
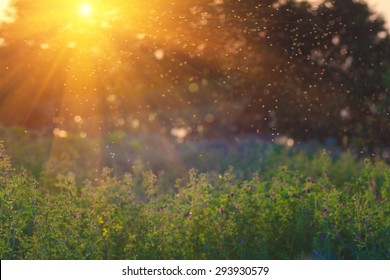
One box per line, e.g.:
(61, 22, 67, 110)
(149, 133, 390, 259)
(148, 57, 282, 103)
(0, 0, 220, 179)
(0, 0, 211, 138)
(0, 0, 17, 25)
(79, 3, 92, 17)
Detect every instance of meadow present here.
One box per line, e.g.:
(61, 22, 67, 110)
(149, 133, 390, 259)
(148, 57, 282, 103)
(0, 0, 389, 263)
(0, 126, 389, 259)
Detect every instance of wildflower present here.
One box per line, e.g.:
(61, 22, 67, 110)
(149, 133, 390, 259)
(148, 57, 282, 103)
(230, 205, 239, 210)
(322, 208, 328, 213)
(312, 250, 321, 258)
(183, 211, 191, 219)
(230, 192, 235, 197)
(354, 236, 361, 242)
(220, 208, 225, 214)
(320, 233, 327, 241)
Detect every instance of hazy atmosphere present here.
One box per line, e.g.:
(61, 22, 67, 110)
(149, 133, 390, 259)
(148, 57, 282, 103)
(0, 0, 389, 260)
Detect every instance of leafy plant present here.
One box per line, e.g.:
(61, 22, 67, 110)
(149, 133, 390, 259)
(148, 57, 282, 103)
(0, 141, 389, 259)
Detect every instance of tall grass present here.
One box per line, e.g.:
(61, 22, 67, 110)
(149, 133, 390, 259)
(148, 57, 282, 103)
(0, 138, 389, 259)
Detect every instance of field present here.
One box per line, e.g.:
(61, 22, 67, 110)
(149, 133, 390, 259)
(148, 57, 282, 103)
(0, 126, 389, 259)
(1, 0, 390, 264)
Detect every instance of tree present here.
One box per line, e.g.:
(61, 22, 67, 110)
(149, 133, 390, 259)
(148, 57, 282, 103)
(208, 0, 390, 151)
(0, 0, 389, 154)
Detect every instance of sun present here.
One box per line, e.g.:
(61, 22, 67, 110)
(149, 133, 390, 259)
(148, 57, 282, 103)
(0, 0, 17, 24)
(79, 3, 92, 17)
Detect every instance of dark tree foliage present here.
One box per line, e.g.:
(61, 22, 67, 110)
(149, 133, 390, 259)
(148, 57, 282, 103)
(213, 0, 390, 151)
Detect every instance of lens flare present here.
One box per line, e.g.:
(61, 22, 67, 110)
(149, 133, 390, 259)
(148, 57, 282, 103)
(0, 0, 219, 138)
(0, 0, 17, 24)
(79, 3, 92, 17)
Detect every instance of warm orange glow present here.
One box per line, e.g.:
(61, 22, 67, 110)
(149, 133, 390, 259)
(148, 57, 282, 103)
(0, 0, 219, 139)
(79, 3, 92, 17)
(0, 0, 17, 25)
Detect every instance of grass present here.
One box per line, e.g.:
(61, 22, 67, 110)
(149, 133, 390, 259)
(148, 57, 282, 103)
(0, 126, 389, 259)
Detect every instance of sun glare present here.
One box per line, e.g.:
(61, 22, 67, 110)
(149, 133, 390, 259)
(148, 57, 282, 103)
(0, 0, 206, 138)
(0, 0, 16, 24)
(79, 3, 92, 17)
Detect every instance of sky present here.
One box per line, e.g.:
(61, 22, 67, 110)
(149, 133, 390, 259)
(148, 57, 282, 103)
(365, 0, 390, 28)
(0, 0, 16, 25)
(0, 0, 389, 28)
(0, 0, 9, 22)
(306, 0, 390, 29)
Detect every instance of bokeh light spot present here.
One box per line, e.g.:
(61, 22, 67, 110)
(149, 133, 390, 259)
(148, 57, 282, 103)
(79, 3, 92, 17)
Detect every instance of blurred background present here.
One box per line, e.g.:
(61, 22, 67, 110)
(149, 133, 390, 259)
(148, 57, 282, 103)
(0, 0, 389, 167)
